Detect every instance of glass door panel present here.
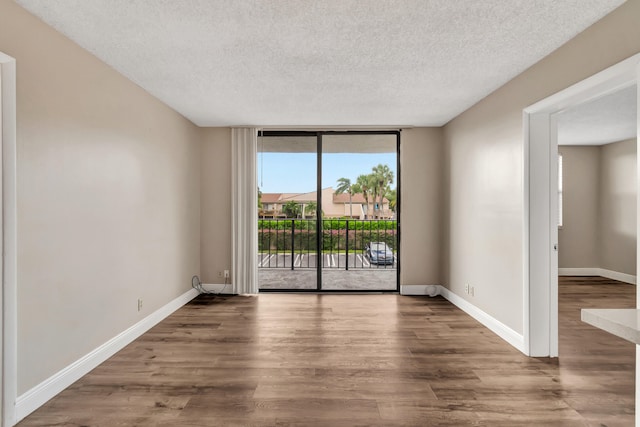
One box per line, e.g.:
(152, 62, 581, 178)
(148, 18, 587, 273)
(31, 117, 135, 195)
(321, 134, 398, 291)
(257, 134, 318, 290)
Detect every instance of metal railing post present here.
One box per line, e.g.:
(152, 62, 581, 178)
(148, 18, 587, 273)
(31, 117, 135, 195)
(345, 220, 349, 271)
(268, 221, 272, 267)
(291, 219, 295, 270)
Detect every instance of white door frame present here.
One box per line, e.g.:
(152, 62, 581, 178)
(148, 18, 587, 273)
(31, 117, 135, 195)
(0, 51, 17, 426)
(524, 53, 640, 357)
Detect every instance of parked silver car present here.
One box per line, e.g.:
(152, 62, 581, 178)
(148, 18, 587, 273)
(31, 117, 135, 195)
(365, 242, 395, 265)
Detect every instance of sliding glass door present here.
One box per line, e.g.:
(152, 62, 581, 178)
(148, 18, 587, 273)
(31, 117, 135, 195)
(257, 134, 318, 290)
(321, 134, 398, 290)
(257, 131, 399, 292)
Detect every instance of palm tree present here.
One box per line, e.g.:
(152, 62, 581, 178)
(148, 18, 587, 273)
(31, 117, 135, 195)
(372, 164, 394, 219)
(282, 200, 301, 218)
(355, 174, 375, 219)
(386, 188, 397, 212)
(305, 201, 317, 218)
(335, 177, 354, 218)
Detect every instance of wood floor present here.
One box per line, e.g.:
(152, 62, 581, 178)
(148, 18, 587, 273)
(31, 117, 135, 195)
(19, 277, 635, 426)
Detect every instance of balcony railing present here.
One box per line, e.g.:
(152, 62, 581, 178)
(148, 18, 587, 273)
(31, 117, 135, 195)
(258, 219, 397, 270)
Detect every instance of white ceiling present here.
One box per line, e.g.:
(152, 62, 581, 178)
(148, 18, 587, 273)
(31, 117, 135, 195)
(16, 0, 626, 127)
(557, 84, 637, 146)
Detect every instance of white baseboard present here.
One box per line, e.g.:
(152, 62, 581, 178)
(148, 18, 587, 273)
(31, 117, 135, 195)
(559, 267, 636, 285)
(201, 283, 234, 294)
(15, 288, 199, 423)
(400, 284, 525, 354)
(558, 267, 600, 276)
(600, 269, 637, 285)
(438, 286, 526, 354)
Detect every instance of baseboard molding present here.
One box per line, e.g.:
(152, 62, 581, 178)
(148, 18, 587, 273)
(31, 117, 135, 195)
(558, 267, 600, 276)
(400, 284, 526, 354)
(600, 269, 637, 285)
(559, 268, 636, 285)
(437, 286, 526, 355)
(15, 288, 199, 423)
(201, 283, 235, 294)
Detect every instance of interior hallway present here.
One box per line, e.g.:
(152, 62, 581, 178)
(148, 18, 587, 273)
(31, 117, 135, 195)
(18, 277, 635, 426)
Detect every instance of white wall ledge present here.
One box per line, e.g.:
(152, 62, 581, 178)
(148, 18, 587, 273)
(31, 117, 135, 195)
(581, 309, 640, 344)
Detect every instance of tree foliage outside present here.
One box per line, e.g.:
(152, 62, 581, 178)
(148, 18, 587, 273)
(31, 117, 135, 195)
(258, 219, 397, 252)
(282, 200, 301, 218)
(339, 164, 395, 219)
(304, 201, 317, 217)
(372, 164, 394, 219)
(335, 177, 355, 218)
(386, 188, 397, 212)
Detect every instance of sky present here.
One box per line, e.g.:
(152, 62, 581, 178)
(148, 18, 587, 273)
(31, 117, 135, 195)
(258, 152, 397, 194)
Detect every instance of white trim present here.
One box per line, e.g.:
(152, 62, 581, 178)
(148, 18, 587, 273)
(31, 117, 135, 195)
(523, 52, 640, 358)
(201, 283, 235, 294)
(400, 285, 525, 353)
(637, 344, 640, 427)
(437, 287, 526, 354)
(558, 268, 636, 285)
(14, 288, 198, 423)
(558, 267, 601, 276)
(524, 53, 640, 115)
(588, 269, 636, 285)
(522, 110, 531, 357)
(0, 50, 18, 427)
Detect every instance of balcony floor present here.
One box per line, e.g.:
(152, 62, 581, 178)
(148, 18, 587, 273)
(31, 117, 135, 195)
(259, 268, 397, 291)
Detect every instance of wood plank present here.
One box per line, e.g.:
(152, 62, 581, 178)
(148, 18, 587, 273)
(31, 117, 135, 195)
(17, 276, 635, 426)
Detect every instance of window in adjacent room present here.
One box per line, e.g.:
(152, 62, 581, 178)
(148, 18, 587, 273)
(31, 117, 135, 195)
(558, 153, 563, 227)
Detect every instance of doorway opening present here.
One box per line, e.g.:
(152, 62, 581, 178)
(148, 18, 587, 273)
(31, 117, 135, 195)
(257, 131, 400, 292)
(524, 52, 640, 357)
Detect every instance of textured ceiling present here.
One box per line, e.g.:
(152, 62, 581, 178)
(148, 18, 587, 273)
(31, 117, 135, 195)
(558, 84, 637, 146)
(16, 0, 626, 127)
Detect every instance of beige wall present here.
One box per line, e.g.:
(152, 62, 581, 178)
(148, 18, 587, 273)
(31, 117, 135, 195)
(3, 0, 639, 402)
(558, 146, 601, 268)
(600, 139, 637, 275)
(200, 127, 444, 286)
(200, 128, 232, 283)
(400, 127, 443, 287)
(1, 1, 202, 394)
(559, 140, 637, 275)
(443, 0, 640, 335)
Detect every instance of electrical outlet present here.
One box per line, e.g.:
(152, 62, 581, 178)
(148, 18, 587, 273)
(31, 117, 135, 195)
(464, 283, 469, 294)
(224, 270, 230, 278)
(471, 286, 475, 297)
(218, 271, 223, 277)
(137, 298, 143, 311)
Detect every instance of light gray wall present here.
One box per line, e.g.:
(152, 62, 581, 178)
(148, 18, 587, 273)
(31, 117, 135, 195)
(1, 1, 202, 394)
(200, 128, 232, 283)
(442, 0, 640, 335)
(198, 127, 445, 287)
(559, 140, 637, 276)
(4, 0, 640, 398)
(599, 139, 637, 275)
(400, 128, 444, 287)
(558, 146, 600, 269)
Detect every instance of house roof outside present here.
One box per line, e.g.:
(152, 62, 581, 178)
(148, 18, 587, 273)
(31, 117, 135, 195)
(260, 193, 282, 204)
